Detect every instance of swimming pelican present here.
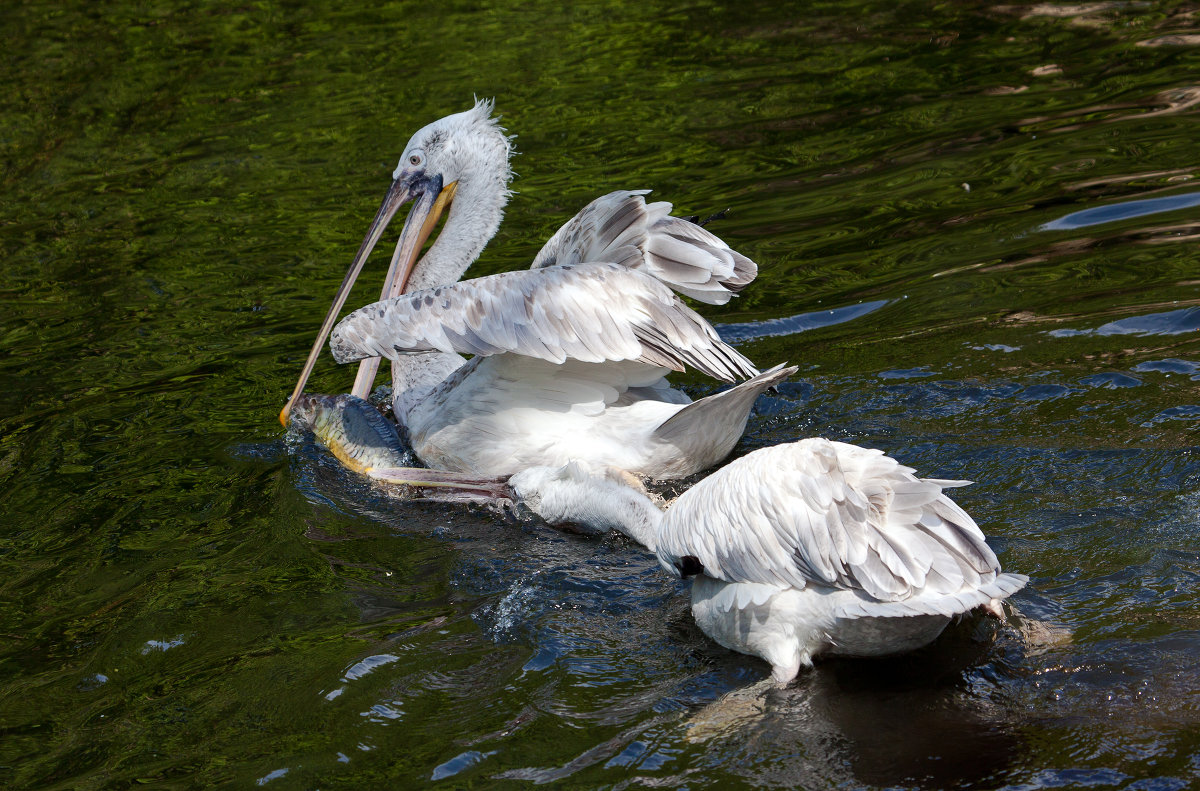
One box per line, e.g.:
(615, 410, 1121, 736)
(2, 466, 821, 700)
(280, 99, 793, 479)
(507, 440, 1027, 684)
(289, 392, 1025, 682)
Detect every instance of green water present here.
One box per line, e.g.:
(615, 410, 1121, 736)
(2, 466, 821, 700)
(2, 1, 1199, 788)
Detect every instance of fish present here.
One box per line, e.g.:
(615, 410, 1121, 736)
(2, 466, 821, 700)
(289, 392, 414, 474)
(288, 393, 512, 502)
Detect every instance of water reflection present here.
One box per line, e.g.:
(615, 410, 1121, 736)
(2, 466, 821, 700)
(998, 3, 1132, 21)
(1040, 191, 1200, 231)
(1132, 358, 1200, 377)
(431, 749, 497, 781)
(1047, 305, 1200, 337)
(717, 299, 890, 343)
(1138, 34, 1200, 47)
(678, 624, 1023, 789)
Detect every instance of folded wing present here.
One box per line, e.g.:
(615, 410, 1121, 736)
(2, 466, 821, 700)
(656, 439, 1006, 602)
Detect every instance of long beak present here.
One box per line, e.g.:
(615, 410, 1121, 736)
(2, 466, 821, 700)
(349, 179, 458, 398)
(278, 174, 454, 426)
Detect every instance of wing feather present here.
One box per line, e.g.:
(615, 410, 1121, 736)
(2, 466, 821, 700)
(331, 264, 758, 382)
(656, 439, 1015, 606)
(531, 190, 758, 304)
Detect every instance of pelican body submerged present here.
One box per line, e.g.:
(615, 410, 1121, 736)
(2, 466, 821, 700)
(508, 439, 1028, 684)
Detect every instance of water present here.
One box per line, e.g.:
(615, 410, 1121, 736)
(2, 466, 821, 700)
(2, 1, 1198, 788)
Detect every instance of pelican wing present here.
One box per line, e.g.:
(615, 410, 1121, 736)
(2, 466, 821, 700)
(531, 191, 757, 305)
(330, 263, 759, 382)
(656, 439, 1005, 602)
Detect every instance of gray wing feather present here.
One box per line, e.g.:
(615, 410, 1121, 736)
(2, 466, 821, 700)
(331, 264, 758, 382)
(531, 191, 757, 305)
(657, 439, 1016, 606)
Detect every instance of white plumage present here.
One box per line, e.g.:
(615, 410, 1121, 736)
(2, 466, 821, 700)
(278, 102, 1026, 683)
(509, 438, 1027, 683)
(530, 189, 755, 304)
(282, 100, 791, 479)
(329, 264, 758, 381)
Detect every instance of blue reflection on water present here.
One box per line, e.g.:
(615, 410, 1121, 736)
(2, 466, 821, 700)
(717, 299, 889, 343)
(1142, 405, 1200, 427)
(1133, 358, 1200, 377)
(1048, 306, 1200, 338)
(256, 768, 289, 785)
(879, 367, 935, 380)
(1080, 372, 1142, 389)
(431, 750, 498, 781)
(1040, 190, 1200, 231)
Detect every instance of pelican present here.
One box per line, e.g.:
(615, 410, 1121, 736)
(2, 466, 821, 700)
(508, 440, 1028, 684)
(289, 392, 1025, 683)
(280, 99, 793, 480)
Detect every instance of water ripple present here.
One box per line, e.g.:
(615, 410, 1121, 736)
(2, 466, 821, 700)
(1041, 191, 1200, 231)
(431, 749, 498, 781)
(1133, 359, 1200, 377)
(343, 654, 401, 681)
(717, 300, 889, 343)
(1048, 306, 1200, 338)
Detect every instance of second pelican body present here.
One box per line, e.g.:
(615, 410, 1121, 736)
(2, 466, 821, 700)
(289, 394, 1026, 685)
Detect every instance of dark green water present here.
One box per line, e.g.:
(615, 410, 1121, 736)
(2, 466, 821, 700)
(3, 1, 1199, 788)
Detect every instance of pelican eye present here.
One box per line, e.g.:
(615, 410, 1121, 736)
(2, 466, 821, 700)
(409, 154, 422, 166)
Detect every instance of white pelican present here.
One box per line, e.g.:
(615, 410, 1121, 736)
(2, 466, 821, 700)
(280, 100, 793, 479)
(507, 440, 1027, 684)
(289, 394, 1025, 682)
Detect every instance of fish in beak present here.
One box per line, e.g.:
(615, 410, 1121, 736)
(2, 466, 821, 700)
(279, 170, 458, 426)
(288, 391, 513, 504)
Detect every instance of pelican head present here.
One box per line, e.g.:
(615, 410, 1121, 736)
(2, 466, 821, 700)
(281, 99, 513, 425)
